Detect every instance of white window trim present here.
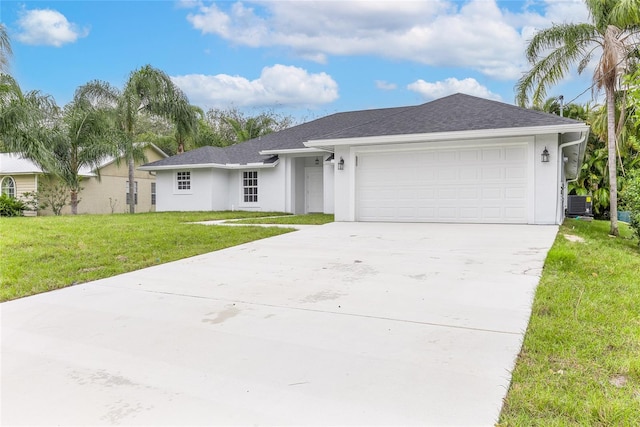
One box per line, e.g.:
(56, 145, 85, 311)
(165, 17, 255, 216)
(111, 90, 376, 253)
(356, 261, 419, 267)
(174, 170, 193, 194)
(126, 181, 138, 205)
(151, 182, 157, 205)
(1, 176, 16, 198)
(239, 170, 259, 207)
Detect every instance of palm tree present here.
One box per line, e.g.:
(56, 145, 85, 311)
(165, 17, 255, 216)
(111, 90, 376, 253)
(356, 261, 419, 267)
(78, 65, 191, 213)
(516, 0, 640, 236)
(0, 74, 57, 165)
(223, 115, 276, 143)
(0, 24, 12, 73)
(49, 93, 119, 214)
(0, 75, 120, 213)
(174, 104, 202, 154)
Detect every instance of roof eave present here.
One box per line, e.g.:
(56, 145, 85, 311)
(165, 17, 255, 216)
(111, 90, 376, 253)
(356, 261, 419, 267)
(138, 159, 280, 171)
(259, 147, 327, 156)
(304, 124, 590, 148)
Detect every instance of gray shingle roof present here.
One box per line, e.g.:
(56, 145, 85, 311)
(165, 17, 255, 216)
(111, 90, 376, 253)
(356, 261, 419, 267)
(321, 93, 583, 139)
(142, 93, 585, 168)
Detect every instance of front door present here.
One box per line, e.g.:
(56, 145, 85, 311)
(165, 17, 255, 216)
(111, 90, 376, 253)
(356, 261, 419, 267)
(305, 167, 323, 213)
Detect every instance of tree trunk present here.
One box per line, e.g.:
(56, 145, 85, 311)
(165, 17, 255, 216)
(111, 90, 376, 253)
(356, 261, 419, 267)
(128, 156, 135, 214)
(70, 189, 78, 215)
(606, 87, 619, 236)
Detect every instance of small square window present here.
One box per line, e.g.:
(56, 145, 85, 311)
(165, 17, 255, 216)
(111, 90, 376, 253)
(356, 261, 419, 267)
(176, 171, 191, 191)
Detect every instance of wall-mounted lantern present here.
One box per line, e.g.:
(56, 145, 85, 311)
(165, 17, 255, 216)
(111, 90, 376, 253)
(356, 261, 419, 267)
(541, 147, 550, 163)
(338, 157, 345, 170)
(315, 157, 320, 165)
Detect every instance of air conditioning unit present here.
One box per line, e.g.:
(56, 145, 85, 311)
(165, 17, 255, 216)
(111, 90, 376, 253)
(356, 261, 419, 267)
(566, 195, 593, 217)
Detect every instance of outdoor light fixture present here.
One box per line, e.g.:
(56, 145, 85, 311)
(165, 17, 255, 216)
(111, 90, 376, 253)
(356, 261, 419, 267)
(541, 147, 550, 163)
(315, 157, 319, 165)
(338, 157, 345, 170)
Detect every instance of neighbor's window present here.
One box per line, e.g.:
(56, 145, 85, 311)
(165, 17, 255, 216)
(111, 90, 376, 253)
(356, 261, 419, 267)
(242, 171, 258, 203)
(176, 171, 191, 191)
(151, 182, 156, 205)
(1, 176, 16, 198)
(126, 181, 138, 205)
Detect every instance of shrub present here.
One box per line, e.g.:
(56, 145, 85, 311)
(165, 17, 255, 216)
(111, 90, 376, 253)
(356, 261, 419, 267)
(23, 178, 70, 215)
(0, 194, 27, 217)
(622, 169, 640, 244)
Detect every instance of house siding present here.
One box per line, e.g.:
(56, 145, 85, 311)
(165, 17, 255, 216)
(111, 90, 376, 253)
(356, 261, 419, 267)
(0, 174, 38, 216)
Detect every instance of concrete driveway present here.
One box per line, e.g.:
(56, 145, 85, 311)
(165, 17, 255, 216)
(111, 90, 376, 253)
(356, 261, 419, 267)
(1, 222, 558, 426)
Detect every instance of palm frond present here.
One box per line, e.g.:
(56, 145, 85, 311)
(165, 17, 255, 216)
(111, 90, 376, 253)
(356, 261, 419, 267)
(0, 24, 12, 73)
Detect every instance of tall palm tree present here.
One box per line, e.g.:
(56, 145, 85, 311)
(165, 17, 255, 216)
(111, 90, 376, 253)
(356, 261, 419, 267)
(0, 24, 12, 73)
(516, 0, 640, 236)
(78, 65, 191, 213)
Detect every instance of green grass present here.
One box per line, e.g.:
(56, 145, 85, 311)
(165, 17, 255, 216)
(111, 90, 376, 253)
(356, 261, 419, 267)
(0, 211, 293, 302)
(227, 213, 335, 225)
(499, 219, 640, 426)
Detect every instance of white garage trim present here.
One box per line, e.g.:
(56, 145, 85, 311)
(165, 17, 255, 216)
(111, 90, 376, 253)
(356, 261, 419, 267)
(353, 140, 533, 224)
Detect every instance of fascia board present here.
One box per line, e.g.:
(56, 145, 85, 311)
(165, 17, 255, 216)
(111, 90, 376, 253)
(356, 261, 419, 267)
(0, 171, 42, 175)
(259, 147, 326, 155)
(304, 124, 590, 148)
(138, 159, 280, 171)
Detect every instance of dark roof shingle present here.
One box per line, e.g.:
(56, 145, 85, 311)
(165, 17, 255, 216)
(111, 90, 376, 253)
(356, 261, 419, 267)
(143, 93, 584, 168)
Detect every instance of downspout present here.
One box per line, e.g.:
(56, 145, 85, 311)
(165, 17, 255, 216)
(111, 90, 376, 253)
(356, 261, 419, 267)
(556, 131, 588, 224)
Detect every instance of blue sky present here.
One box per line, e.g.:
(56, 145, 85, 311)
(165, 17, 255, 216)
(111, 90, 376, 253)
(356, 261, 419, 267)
(1, 0, 595, 121)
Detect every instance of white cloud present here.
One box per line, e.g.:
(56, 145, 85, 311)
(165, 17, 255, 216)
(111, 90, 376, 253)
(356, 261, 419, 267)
(185, 0, 552, 80)
(185, 0, 594, 81)
(407, 77, 502, 101)
(16, 9, 88, 47)
(375, 80, 397, 91)
(171, 64, 339, 108)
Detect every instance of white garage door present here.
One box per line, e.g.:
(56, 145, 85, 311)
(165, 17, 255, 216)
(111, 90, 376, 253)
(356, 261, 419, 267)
(356, 145, 529, 223)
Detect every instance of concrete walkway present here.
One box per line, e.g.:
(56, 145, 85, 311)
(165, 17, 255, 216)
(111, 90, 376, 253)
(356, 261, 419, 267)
(1, 222, 558, 426)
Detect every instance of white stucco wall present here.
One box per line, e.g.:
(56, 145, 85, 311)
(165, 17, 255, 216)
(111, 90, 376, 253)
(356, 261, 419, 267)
(533, 134, 560, 224)
(323, 158, 335, 214)
(333, 146, 353, 221)
(156, 168, 229, 212)
(154, 154, 332, 215)
(227, 166, 286, 212)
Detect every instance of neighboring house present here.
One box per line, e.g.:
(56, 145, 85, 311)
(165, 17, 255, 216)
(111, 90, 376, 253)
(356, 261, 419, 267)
(140, 94, 590, 225)
(0, 144, 167, 215)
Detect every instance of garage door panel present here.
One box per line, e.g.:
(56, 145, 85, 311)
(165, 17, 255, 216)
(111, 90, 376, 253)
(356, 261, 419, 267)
(460, 207, 480, 219)
(481, 168, 502, 180)
(356, 145, 529, 224)
(482, 148, 502, 161)
(505, 187, 526, 200)
(460, 168, 479, 180)
(506, 146, 527, 161)
(438, 151, 457, 162)
(506, 167, 526, 179)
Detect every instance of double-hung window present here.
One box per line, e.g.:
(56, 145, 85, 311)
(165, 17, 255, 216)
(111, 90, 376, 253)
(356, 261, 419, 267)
(242, 171, 258, 203)
(151, 182, 156, 205)
(126, 181, 138, 205)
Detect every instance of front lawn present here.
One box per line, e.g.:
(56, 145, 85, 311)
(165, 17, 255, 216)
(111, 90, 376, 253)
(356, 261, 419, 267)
(499, 219, 640, 425)
(0, 211, 293, 302)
